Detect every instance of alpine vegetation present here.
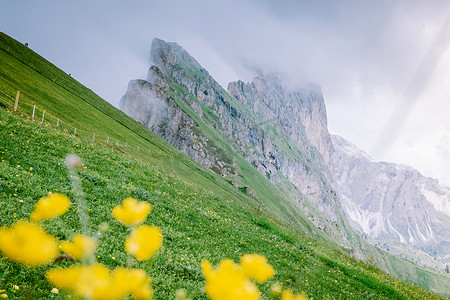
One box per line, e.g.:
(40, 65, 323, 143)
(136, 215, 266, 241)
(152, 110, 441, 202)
(1, 32, 449, 298)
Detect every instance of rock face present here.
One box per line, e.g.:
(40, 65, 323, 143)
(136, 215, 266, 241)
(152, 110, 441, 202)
(228, 77, 333, 166)
(120, 37, 450, 282)
(332, 134, 450, 263)
(120, 38, 344, 232)
(120, 67, 224, 170)
(226, 76, 337, 215)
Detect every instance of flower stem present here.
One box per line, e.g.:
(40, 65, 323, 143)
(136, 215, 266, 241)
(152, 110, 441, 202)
(66, 154, 95, 264)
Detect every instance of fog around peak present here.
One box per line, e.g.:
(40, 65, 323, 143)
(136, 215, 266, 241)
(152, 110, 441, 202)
(1, 0, 450, 185)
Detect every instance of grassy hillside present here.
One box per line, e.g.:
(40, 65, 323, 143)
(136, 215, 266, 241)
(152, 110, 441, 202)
(0, 32, 449, 299)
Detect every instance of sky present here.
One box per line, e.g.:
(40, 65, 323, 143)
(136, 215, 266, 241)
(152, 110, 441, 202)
(2, 0, 450, 185)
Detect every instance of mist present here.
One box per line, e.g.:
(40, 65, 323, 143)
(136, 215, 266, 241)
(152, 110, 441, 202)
(1, 0, 450, 185)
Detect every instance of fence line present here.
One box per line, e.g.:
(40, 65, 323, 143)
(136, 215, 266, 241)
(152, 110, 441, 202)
(0, 89, 15, 101)
(0, 89, 149, 154)
(0, 95, 14, 108)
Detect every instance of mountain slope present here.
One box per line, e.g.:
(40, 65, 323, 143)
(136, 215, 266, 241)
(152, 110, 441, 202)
(1, 32, 449, 298)
(2, 104, 446, 299)
(120, 38, 450, 294)
(332, 134, 450, 268)
(121, 38, 348, 244)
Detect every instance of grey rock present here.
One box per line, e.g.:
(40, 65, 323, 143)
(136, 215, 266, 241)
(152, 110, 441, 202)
(332, 134, 450, 263)
(121, 38, 344, 235)
(120, 68, 222, 170)
(228, 75, 336, 214)
(120, 38, 450, 287)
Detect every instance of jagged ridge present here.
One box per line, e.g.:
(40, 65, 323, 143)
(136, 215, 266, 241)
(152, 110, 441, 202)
(119, 37, 450, 293)
(121, 38, 343, 227)
(332, 134, 450, 267)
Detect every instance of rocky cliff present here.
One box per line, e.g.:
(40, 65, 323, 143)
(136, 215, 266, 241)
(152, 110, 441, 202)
(120, 67, 225, 170)
(227, 75, 335, 197)
(121, 38, 342, 226)
(228, 77, 333, 167)
(332, 134, 450, 264)
(119, 37, 450, 287)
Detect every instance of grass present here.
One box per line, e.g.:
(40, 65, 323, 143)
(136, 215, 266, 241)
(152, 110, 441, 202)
(0, 31, 449, 299)
(0, 111, 445, 299)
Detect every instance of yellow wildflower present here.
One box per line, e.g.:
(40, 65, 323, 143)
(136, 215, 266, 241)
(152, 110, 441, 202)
(125, 225, 162, 261)
(47, 264, 110, 299)
(51, 288, 59, 294)
(110, 268, 150, 298)
(201, 259, 260, 300)
(130, 276, 153, 300)
(31, 193, 71, 221)
(112, 198, 152, 226)
(0, 221, 58, 266)
(60, 234, 97, 259)
(0, 294, 7, 298)
(281, 290, 308, 300)
(46, 264, 153, 300)
(12, 286, 18, 291)
(240, 254, 274, 283)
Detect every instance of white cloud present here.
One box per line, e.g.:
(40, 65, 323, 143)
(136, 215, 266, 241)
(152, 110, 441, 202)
(1, 0, 450, 185)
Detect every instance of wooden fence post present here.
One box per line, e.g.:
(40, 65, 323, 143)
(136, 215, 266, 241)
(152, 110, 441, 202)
(14, 91, 20, 111)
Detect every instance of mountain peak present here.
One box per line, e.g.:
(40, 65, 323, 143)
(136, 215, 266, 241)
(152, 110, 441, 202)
(124, 37, 342, 238)
(149, 37, 207, 79)
(229, 74, 333, 166)
(120, 37, 450, 288)
(332, 134, 450, 264)
(331, 134, 373, 161)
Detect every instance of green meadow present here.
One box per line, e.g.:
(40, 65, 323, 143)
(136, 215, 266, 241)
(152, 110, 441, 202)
(0, 32, 449, 299)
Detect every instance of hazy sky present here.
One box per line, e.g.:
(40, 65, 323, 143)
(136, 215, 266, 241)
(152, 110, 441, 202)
(2, 0, 450, 185)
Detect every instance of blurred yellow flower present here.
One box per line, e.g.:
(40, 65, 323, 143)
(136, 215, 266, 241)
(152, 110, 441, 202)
(130, 276, 153, 300)
(107, 267, 153, 300)
(281, 290, 308, 300)
(0, 221, 58, 266)
(51, 288, 59, 294)
(31, 193, 71, 221)
(112, 198, 151, 226)
(240, 254, 274, 283)
(12, 286, 18, 291)
(46, 264, 153, 300)
(0, 294, 7, 298)
(60, 234, 97, 260)
(125, 225, 162, 261)
(201, 259, 260, 300)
